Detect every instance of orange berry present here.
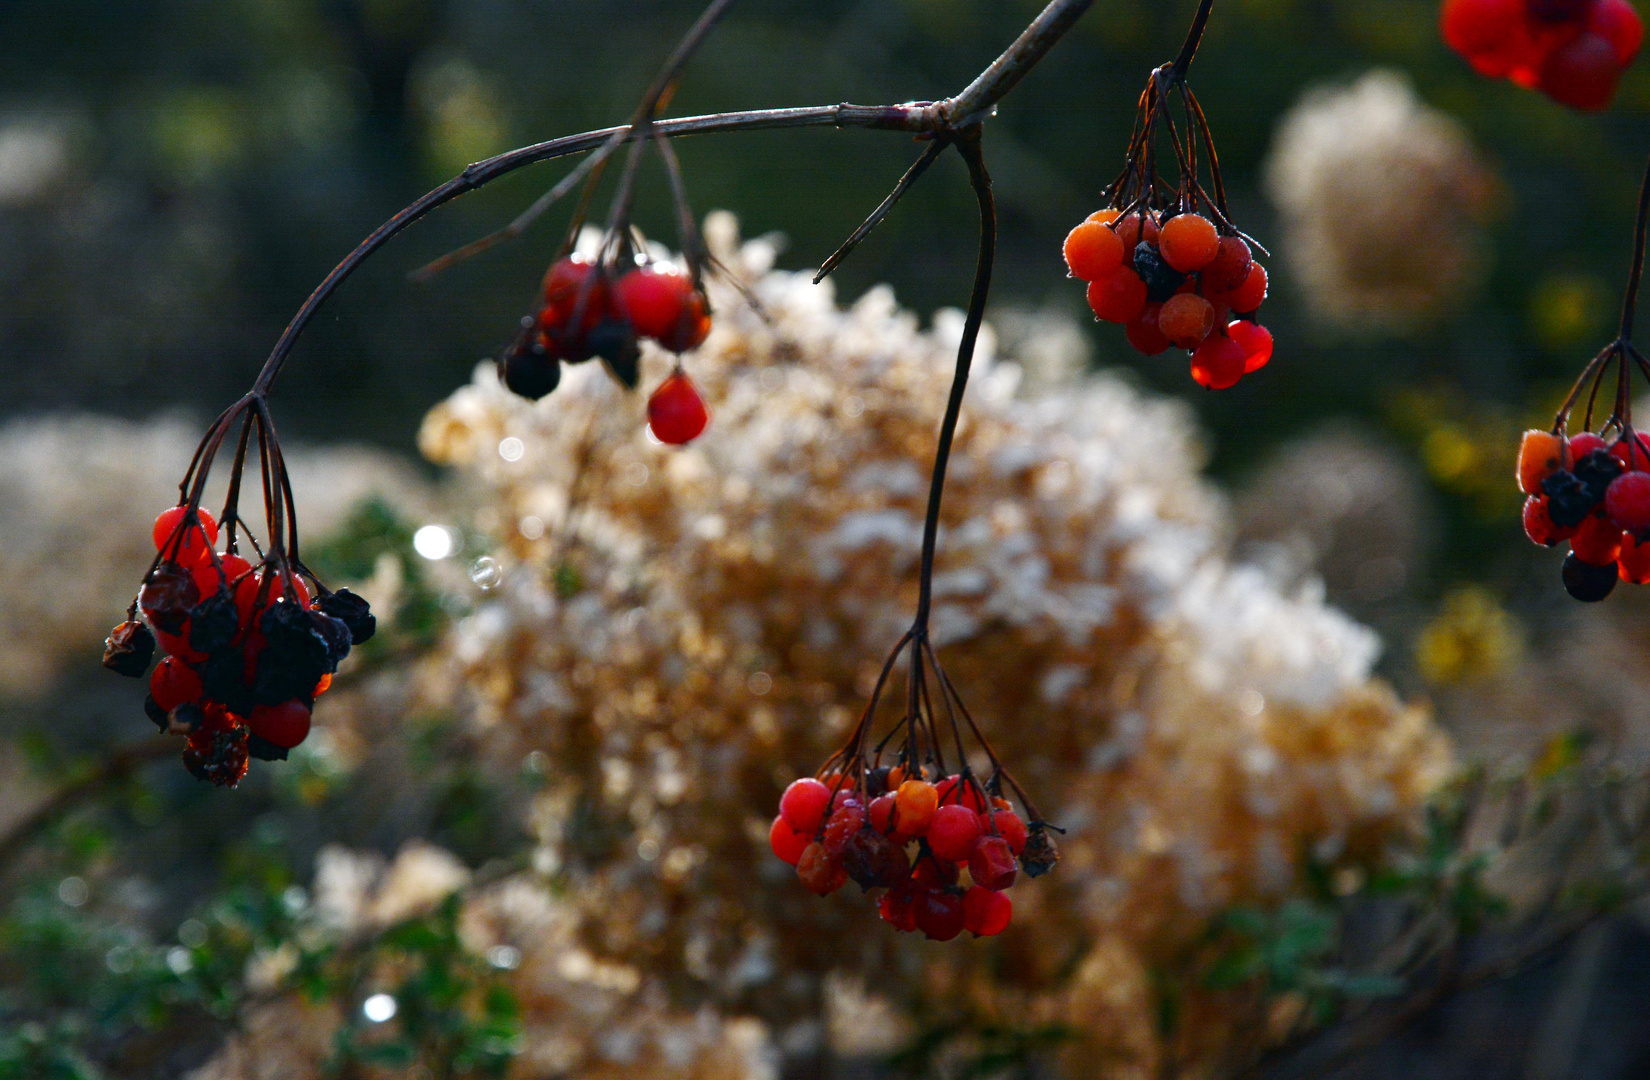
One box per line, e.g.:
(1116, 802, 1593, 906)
(1087, 266, 1148, 324)
(1158, 213, 1220, 273)
(313, 672, 333, 697)
(1063, 221, 1125, 281)
(1517, 430, 1566, 496)
(1158, 293, 1216, 350)
(1226, 263, 1268, 313)
(1086, 208, 1121, 225)
(1114, 211, 1159, 249)
(894, 779, 939, 834)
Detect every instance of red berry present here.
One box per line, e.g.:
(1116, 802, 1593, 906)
(1201, 236, 1254, 294)
(1524, 495, 1579, 546)
(779, 777, 832, 833)
(1620, 533, 1650, 583)
(1539, 32, 1622, 111)
(193, 552, 253, 602)
(868, 793, 898, 835)
(149, 656, 202, 713)
(1610, 432, 1650, 469)
(1087, 266, 1149, 324)
(962, 885, 1012, 936)
(821, 799, 866, 859)
(991, 809, 1028, 855)
(968, 835, 1018, 891)
(1126, 303, 1173, 356)
(647, 372, 710, 445)
(1588, 0, 1644, 63)
(770, 815, 809, 865)
(1190, 333, 1248, 390)
(1441, 0, 1526, 57)
(934, 775, 989, 812)
(541, 256, 607, 332)
(1158, 293, 1216, 350)
(1114, 211, 1159, 249)
(913, 889, 966, 941)
(928, 804, 983, 861)
(879, 883, 919, 932)
(911, 854, 960, 889)
(1159, 213, 1221, 273)
(1568, 431, 1608, 466)
(1226, 263, 1269, 314)
(1605, 471, 1650, 533)
(1572, 510, 1624, 565)
(1063, 221, 1126, 281)
(1227, 321, 1274, 374)
(248, 700, 312, 749)
(796, 842, 847, 895)
(614, 266, 710, 351)
(153, 505, 220, 567)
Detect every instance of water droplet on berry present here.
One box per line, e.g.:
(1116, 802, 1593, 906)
(470, 556, 502, 590)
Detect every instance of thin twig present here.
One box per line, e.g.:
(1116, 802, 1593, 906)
(814, 138, 948, 284)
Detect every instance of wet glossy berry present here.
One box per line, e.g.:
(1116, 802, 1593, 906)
(153, 506, 219, 567)
(962, 885, 1012, 936)
(647, 372, 710, 445)
(615, 266, 710, 352)
(1568, 432, 1608, 460)
(1087, 267, 1148, 324)
(968, 835, 1018, 891)
(780, 777, 832, 833)
(928, 804, 983, 861)
(1202, 236, 1255, 293)
(797, 842, 847, 895)
(894, 779, 939, 835)
(1063, 221, 1126, 281)
(1226, 262, 1269, 313)
(1539, 32, 1622, 111)
(770, 816, 809, 865)
(868, 792, 898, 835)
(1605, 470, 1650, 533)
(1227, 320, 1274, 373)
(1524, 495, 1578, 546)
(1126, 303, 1173, 356)
(822, 799, 866, 859)
(1159, 213, 1221, 273)
(1563, 550, 1619, 601)
(1190, 333, 1248, 390)
(1086, 208, 1121, 226)
(913, 889, 966, 941)
(149, 656, 202, 713)
(1159, 293, 1216, 350)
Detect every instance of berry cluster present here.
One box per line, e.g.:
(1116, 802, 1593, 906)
(1442, 0, 1643, 111)
(1519, 429, 1650, 600)
(1066, 208, 1272, 389)
(499, 254, 712, 445)
(769, 768, 1057, 940)
(103, 504, 374, 784)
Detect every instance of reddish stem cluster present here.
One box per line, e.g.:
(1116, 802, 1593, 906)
(770, 767, 1055, 941)
(1442, 0, 1643, 111)
(1068, 207, 1271, 388)
(1519, 428, 1650, 600)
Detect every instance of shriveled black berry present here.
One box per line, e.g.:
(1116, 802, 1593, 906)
(103, 621, 155, 677)
(188, 592, 240, 654)
(1574, 448, 1624, 502)
(587, 320, 640, 388)
(863, 766, 892, 798)
(198, 649, 256, 717)
(501, 345, 561, 401)
(318, 588, 376, 645)
(838, 828, 901, 891)
(1542, 470, 1596, 528)
(314, 612, 353, 668)
(139, 563, 199, 634)
(172, 701, 206, 735)
(1019, 822, 1061, 878)
(1562, 552, 1618, 602)
(144, 693, 169, 731)
(1133, 242, 1186, 303)
(247, 734, 289, 761)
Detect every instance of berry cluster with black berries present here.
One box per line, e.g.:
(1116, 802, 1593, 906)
(1519, 429, 1650, 601)
(499, 253, 711, 445)
(1442, 0, 1643, 111)
(1066, 207, 1272, 389)
(103, 504, 374, 785)
(769, 766, 1058, 941)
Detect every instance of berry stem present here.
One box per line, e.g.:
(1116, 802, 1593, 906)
(1620, 151, 1650, 343)
(814, 137, 949, 285)
(1171, 0, 1217, 80)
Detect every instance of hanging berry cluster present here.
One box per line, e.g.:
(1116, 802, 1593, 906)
(102, 402, 375, 785)
(1066, 62, 1272, 390)
(767, 636, 1058, 940)
(1441, 0, 1643, 111)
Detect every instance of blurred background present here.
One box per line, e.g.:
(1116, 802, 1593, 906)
(3, 0, 1650, 1077)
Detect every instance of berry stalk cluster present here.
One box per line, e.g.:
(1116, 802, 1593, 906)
(102, 403, 374, 784)
(1066, 59, 1271, 389)
(1442, 0, 1642, 111)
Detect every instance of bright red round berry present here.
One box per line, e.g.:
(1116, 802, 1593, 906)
(913, 889, 966, 941)
(1227, 321, 1274, 374)
(1225, 263, 1268, 314)
(779, 777, 832, 833)
(1087, 266, 1149, 324)
(928, 804, 983, 861)
(962, 885, 1012, 936)
(249, 700, 312, 749)
(879, 884, 919, 932)
(770, 815, 809, 865)
(991, 809, 1028, 855)
(647, 372, 710, 445)
(1588, 0, 1644, 64)
(149, 656, 202, 713)
(1190, 333, 1248, 390)
(1620, 533, 1650, 584)
(615, 266, 709, 351)
(153, 505, 220, 567)
(1539, 32, 1622, 111)
(1524, 495, 1578, 546)
(1572, 511, 1625, 565)
(1201, 236, 1254, 293)
(1158, 293, 1216, 350)
(1605, 471, 1650, 533)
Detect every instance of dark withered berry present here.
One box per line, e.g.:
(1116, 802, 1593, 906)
(182, 723, 248, 787)
(188, 592, 241, 654)
(103, 620, 156, 677)
(1542, 470, 1597, 528)
(198, 649, 256, 717)
(318, 588, 376, 645)
(247, 733, 290, 761)
(588, 319, 641, 389)
(1133, 242, 1186, 303)
(863, 766, 892, 798)
(1019, 822, 1061, 878)
(144, 693, 169, 731)
(313, 612, 353, 668)
(501, 343, 562, 401)
(1574, 448, 1625, 503)
(838, 828, 906, 891)
(139, 563, 200, 634)
(171, 701, 206, 735)
(1562, 552, 1618, 602)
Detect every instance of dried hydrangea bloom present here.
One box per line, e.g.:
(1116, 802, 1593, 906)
(1264, 70, 1498, 334)
(225, 214, 1449, 1076)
